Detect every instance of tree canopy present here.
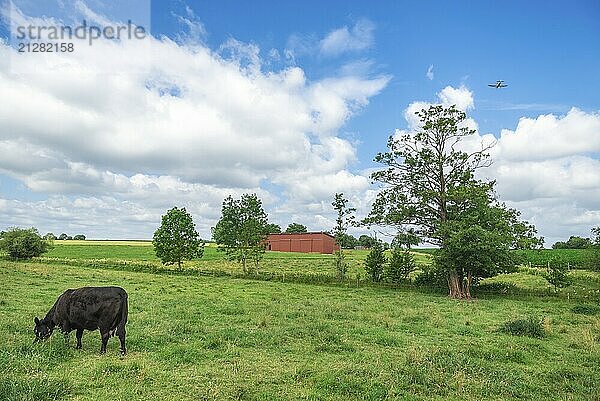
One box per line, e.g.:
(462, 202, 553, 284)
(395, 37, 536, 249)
(153, 207, 204, 270)
(213, 193, 269, 274)
(266, 223, 282, 234)
(285, 223, 308, 233)
(358, 235, 378, 248)
(552, 235, 592, 249)
(367, 105, 541, 299)
(0, 227, 50, 259)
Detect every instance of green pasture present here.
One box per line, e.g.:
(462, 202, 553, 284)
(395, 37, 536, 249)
(1, 241, 600, 400)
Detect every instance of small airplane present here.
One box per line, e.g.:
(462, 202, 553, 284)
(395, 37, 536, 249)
(488, 80, 508, 88)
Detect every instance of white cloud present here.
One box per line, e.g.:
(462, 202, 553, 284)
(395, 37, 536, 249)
(319, 19, 375, 57)
(0, 5, 390, 239)
(426, 64, 434, 80)
(438, 85, 474, 111)
(495, 108, 600, 161)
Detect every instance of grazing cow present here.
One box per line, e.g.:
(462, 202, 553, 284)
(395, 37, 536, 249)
(33, 286, 128, 355)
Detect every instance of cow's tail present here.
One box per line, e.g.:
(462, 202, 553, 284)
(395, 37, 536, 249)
(116, 292, 128, 338)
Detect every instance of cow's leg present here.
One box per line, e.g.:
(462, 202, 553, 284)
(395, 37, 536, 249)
(75, 329, 84, 349)
(100, 331, 110, 354)
(118, 329, 126, 356)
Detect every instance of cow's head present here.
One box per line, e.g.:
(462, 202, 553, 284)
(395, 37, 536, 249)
(33, 317, 53, 343)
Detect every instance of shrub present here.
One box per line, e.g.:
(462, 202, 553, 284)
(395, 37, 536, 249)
(544, 258, 571, 292)
(571, 305, 600, 316)
(499, 317, 545, 338)
(364, 242, 385, 282)
(0, 227, 50, 259)
(385, 247, 415, 284)
(588, 249, 600, 271)
(414, 264, 447, 288)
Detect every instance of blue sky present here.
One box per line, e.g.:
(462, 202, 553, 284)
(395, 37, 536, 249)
(150, 0, 600, 147)
(1, 0, 599, 243)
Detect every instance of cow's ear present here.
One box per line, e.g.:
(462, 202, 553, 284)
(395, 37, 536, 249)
(34, 317, 40, 325)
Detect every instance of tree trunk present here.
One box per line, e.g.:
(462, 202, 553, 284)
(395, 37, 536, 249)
(447, 270, 471, 299)
(178, 259, 182, 271)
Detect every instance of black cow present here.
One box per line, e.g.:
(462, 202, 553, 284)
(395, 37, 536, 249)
(33, 286, 128, 355)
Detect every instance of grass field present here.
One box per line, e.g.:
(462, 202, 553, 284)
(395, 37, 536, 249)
(513, 248, 597, 268)
(2, 242, 600, 400)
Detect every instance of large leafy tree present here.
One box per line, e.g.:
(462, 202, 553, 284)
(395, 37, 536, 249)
(153, 207, 204, 270)
(367, 105, 541, 299)
(213, 193, 269, 274)
(285, 223, 308, 233)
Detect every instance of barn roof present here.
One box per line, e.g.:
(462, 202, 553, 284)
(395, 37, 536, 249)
(268, 232, 335, 239)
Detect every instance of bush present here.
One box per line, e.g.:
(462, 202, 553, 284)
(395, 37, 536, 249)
(571, 305, 600, 316)
(588, 249, 600, 271)
(0, 228, 50, 259)
(499, 317, 545, 338)
(385, 248, 415, 284)
(414, 264, 447, 288)
(544, 258, 571, 292)
(364, 242, 385, 282)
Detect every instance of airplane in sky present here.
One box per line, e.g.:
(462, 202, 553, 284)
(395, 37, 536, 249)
(488, 80, 508, 88)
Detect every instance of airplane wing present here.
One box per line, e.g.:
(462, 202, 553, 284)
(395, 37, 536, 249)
(499, 84, 508, 87)
(488, 84, 496, 87)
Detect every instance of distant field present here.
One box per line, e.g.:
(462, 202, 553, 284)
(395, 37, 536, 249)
(514, 248, 596, 268)
(2, 260, 600, 400)
(416, 247, 598, 270)
(42, 241, 432, 282)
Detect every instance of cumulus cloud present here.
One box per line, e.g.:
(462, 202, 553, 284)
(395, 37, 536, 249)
(319, 19, 375, 57)
(0, 5, 390, 238)
(482, 109, 600, 243)
(495, 108, 600, 161)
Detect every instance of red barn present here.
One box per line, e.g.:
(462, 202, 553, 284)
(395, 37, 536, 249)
(266, 232, 339, 254)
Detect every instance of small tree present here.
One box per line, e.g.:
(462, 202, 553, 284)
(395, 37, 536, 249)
(0, 227, 50, 259)
(285, 223, 308, 233)
(213, 194, 269, 274)
(153, 207, 204, 270)
(266, 223, 282, 234)
(58, 233, 68, 240)
(358, 235, 378, 249)
(544, 257, 570, 292)
(43, 233, 57, 241)
(338, 233, 359, 249)
(386, 248, 415, 284)
(365, 241, 385, 282)
(73, 234, 86, 240)
(332, 193, 356, 280)
(552, 236, 592, 249)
